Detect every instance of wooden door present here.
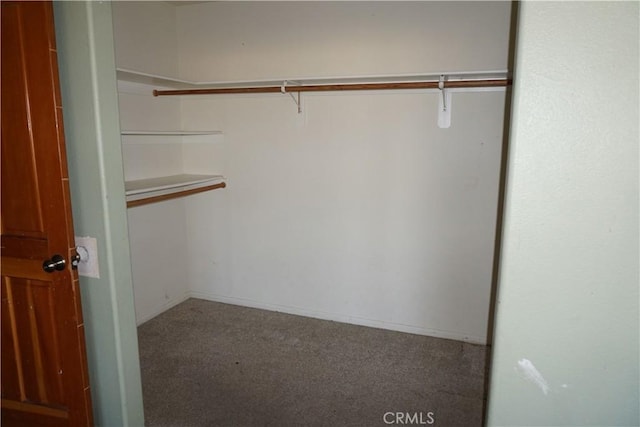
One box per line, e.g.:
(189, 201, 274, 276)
(1, 2, 94, 426)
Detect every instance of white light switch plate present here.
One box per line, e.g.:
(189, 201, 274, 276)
(75, 236, 100, 278)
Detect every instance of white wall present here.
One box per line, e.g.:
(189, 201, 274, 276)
(182, 90, 506, 343)
(175, 1, 512, 343)
(113, 2, 191, 324)
(119, 84, 193, 323)
(112, 1, 179, 78)
(176, 1, 511, 81)
(112, 2, 512, 342)
(487, 2, 639, 425)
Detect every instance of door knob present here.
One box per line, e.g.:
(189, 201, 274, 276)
(43, 254, 66, 273)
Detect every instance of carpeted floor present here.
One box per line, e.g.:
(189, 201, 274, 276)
(137, 298, 489, 426)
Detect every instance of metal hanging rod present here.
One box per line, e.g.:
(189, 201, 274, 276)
(153, 78, 511, 97)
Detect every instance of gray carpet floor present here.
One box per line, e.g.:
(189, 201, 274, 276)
(137, 298, 488, 427)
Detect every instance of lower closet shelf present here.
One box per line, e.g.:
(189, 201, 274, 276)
(125, 174, 226, 208)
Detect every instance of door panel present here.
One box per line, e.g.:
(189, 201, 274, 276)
(2, 278, 65, 404)
(1, 1, 93, 426)
(0, 5, 46, 236)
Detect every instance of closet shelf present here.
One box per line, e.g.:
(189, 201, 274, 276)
(117, 67, 510, 91)
(125, 174, 226, 208)
(121, 130, 222, 136)
(116, 68, 195, 89)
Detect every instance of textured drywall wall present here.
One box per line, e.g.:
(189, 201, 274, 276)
(117, 85, 191, 324)
(112, 1, 179, 78)
(175, 2, 512, 343)
(111, 1, 512, 342)
(182, 90, 506, 343)
(112, 2, 192, 325)
(176, 1, 511, 81)
(487, 2, 639, 425)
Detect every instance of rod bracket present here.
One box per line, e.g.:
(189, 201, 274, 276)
(438, 75, 452, 128)
(281, 80, 302, 114)
(438, 75, 447, 111)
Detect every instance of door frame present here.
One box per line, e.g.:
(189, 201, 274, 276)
(52, 3, 144, 426)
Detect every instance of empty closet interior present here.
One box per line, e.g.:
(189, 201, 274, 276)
(113, 1, 512, 345)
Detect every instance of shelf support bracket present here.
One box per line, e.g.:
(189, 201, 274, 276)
(281, 80, 302, 114)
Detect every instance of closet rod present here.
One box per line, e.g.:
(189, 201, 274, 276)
(153, 78, 511, 97)
(126, 182, 226, 208)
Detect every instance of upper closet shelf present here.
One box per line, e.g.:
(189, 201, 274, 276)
(121, 130, 222, 136)
(117, 68, 195, 89)
(116, 67, 510, 92)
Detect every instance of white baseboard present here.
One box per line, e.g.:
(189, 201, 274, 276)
(188, 291, 487, 345)
(135, 293, 190, 326)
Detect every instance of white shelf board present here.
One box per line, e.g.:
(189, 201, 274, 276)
(125, 174, 225, 202)
(117, 67, 510, 90)
(121, 130, 222, 136)
(116, 69, 195, 89)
